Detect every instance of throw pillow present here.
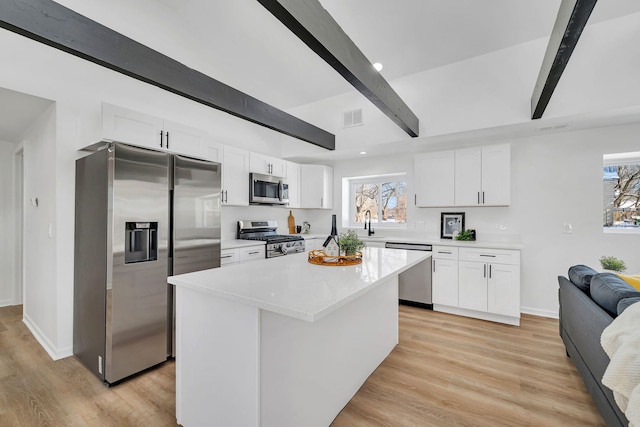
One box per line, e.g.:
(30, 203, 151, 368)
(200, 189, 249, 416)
(568, 265, 598, 294)
(617, 297, 640, 316)
(617, 274, 640, 291)
(591, 273, 640, 317)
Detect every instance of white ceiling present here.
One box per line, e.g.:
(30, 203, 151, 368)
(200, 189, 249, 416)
(2, 0, 640, 147)
(156, 0, 640, 110)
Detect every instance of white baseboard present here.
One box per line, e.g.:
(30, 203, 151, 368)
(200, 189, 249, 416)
(22, 314, 73, 361)
(520, 306, 559, 319)
(0, 299, 16, 308)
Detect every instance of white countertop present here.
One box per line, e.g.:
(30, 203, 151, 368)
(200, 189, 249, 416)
(169, 247, 429, 322)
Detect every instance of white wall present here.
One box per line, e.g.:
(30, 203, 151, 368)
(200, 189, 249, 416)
(0, 140, 17, 306)
(21, 104, 61, 356)
(332, 122, 640, 317)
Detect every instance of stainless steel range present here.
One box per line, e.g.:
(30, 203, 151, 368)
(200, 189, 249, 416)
(237, 220, 305, 258)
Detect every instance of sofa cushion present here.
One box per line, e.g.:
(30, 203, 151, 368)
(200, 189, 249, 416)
(617, 274, 640, 291)
(617, 297, 640, 316)
(591, 273, 640, 317)
(568, 265, 598, 293)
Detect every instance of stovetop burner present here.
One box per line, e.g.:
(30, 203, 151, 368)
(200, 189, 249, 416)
(237, 220, 305, 258)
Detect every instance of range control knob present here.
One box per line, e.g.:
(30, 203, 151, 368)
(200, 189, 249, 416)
(281, 245, 288, 254)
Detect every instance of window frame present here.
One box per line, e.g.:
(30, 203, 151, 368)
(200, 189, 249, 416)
(346, 173, 408, 229)
(603, 151, 640, 234)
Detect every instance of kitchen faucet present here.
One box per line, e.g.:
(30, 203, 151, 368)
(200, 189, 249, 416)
(364, 210, 375, 236)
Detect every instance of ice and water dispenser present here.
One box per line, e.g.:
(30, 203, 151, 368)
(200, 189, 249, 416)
(125, 222, 158, 263)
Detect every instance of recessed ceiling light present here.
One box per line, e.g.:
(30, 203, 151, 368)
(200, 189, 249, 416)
(360, 151, 367, 155)
(372, 63, 383, 71)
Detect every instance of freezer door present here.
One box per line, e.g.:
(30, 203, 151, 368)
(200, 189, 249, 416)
(108, 144, 170, 384)
(172, 155, 221, 275)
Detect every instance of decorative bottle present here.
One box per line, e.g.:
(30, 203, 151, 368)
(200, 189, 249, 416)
(288, 210, 296, 234)
(323, 214, 340, 261)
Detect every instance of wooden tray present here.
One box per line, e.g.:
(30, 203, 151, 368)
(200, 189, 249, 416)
(308, 250, 363, 266)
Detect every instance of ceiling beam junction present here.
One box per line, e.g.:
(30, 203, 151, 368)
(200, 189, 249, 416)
(257, 0, 420, 138)
(0, 0, 335, 150)
(531, 0, 598, 119)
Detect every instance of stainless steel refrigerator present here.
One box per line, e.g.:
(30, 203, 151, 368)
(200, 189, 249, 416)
(73, 143, 220, 384)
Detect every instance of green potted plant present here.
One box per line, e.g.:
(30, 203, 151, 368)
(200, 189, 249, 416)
(599, 256, 626, 273)
(454, 229, 475, 241)
(338, 230, 366, 256)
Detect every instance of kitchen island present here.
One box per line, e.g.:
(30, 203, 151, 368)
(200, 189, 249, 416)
(168, 247, 429, 427)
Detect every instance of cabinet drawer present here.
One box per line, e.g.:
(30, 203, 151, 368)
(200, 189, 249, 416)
(432, 246, 458, 260)
(458, 247, 520, 265)
(239, 246, 265, 262)
(220, 249, 239, 266)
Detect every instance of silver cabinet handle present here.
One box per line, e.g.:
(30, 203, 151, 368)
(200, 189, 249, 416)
(221, 255, 233, 259)
(483, 264, 487, 278)
(482, 191, 485, 204)
(438, 251, 452, 254)
(480, 254, 496, 257)
(477, 192, 480, 205)
(489, 264, 492, 279)
(248, 251, 260, 255)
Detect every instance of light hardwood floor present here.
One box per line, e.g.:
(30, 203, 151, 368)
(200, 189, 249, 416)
(0, 304, 604, 426)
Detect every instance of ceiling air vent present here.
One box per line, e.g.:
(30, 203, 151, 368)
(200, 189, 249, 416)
(343, 109, 363, 128)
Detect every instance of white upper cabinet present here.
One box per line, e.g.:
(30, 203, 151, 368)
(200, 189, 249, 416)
(455, 144, 510, 206)
(454, 147, 482, 206)
(415, 144, 510, 208)
(286, 161, 301, 208)
(414, 151, 455, 207)
(102, 103, 205, 159)
(300, 165, 333, 209)
(102, 103, 164, 150)
(481, 144, 511, 206)
(249, 152, 287, 177)
(222, 146, 250, 206)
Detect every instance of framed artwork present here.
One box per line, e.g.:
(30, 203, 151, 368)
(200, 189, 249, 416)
(440, 212, 465, 239)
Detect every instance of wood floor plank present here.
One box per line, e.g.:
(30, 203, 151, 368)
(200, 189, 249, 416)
(0, 305, 605, 426)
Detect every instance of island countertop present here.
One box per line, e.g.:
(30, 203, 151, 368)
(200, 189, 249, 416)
(168, 247, 429, 322)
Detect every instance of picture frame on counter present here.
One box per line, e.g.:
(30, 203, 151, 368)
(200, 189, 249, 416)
(441, 212, 465, 239)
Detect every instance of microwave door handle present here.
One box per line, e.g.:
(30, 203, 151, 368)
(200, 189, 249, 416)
(278, 180, 284, 201)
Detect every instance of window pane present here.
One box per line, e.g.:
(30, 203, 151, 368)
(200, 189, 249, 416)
(381, 181, 407, 224)
(603, 164, 640, 228)
(354, 183, 378, 223)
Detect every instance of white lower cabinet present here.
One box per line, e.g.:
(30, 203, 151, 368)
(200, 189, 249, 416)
(221, 245, 265, 266)
(431, 246, 459, 307)
(433, 246, 520, 325)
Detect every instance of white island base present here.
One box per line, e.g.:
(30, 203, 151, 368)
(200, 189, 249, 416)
(176, 274, 399, 427)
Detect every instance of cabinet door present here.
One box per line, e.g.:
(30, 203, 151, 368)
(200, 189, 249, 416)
(414, 151, 455, 207)
(301, 165, 333, 209)
(102, 103, 163, 150)
(432, 258, 459, 307)
(286, 161, 301, 208)
(249, 153, 287, 176)
(202, 139, 223, 163)
(220, 249, 239, 266)
(481, 144, 510, 206)
(222, 147, 249, 206)
(239, 245, 265, 263)
(487, 263, 520, 317)
(163, 120, 205, 159)
(454, 147, 482, 206)
(458, 261, 488, 312)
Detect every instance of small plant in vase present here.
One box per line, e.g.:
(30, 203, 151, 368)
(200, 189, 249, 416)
(600, 256, 626, 273)
(338, 230, 365, 256)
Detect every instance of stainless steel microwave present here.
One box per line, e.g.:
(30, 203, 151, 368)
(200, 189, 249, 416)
(249, 173, 289, 205)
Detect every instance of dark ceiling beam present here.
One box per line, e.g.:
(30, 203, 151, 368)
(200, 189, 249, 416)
(531, 0, 598, 119)
(257, 0, 420, 138)
(0, 0, 335, 150)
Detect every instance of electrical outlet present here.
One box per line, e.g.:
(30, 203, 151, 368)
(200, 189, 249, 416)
(496, 224, 507, 230)
(412, 221, 425, 230)
(563, 223, 573, 234)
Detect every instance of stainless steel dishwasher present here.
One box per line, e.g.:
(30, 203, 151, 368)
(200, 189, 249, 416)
(385, 242, 433, 309)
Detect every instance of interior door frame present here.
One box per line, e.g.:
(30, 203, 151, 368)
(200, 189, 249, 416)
(13, 143, 24, 305)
